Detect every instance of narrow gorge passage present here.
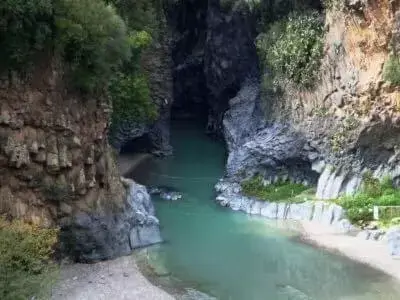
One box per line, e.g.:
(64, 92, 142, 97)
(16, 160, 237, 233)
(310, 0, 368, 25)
(127, 121, 400, 300)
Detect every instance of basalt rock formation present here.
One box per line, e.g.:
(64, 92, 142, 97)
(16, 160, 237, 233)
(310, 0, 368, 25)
(220, 0, 400, 200)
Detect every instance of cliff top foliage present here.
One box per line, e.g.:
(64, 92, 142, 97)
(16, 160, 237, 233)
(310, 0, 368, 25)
(256, 10, 324, 89)
(0, 0, 159, 125)
(0, 217, 58, 300)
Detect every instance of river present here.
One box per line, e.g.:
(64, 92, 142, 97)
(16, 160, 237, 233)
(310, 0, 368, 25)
(128, 121, 400, 300)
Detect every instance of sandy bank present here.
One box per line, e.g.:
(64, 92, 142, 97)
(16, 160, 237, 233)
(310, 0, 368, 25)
(299, 221, 400, 282)
(52, 255, 174, 300)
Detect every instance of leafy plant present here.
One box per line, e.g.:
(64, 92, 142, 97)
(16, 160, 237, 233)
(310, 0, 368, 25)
(0, 218, 58, 300)
(0, 0, 53, 69)
(241, 175, 309, 202)
(256, 10, 324, 88)
(383, 55, 400, 86)
(337, 176, 400, 224)
(110, 72, 158, 126)
(54, 0, 131, 93)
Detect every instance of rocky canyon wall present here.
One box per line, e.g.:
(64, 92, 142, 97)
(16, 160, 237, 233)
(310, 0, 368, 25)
(223, 0, 400, 199)
(0, 58, 161, 262)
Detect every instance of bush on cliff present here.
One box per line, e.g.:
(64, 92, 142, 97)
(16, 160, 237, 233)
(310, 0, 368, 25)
(54, 0, 131, 92)
(0, 0, 53, 68)
(1, 0, 131, 92)
(1, 0, 158, 125)
(107, 0, 160, 127)
(0, 218, 58, 300)
(256, 10, 324, 88)
(383, 55, 400, 86)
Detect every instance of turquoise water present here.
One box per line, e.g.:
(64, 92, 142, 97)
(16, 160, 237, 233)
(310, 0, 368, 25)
(131, 122, 400, 300)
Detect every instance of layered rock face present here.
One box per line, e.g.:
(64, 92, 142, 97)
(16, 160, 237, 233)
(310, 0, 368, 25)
(222, 1, 400, 199)
(0, 61, 161, 261)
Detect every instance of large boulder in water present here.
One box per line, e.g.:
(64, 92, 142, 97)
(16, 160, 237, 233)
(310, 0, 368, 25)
(60, 178, 162, 262)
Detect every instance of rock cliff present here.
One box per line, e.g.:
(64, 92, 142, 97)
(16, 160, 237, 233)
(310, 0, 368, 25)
(222, 0, 400, 199)
(0, 60, 161, 261)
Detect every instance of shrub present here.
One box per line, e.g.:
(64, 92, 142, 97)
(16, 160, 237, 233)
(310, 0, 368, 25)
(54, 0, 131, 92)
(383, 55, 400, 86)
(0, 0, 53, 69)
(0, 218, 58, 300)
(337, 176, 400, 224)
(256, 10, 324, 88)
(110, 72, 158, 126)
(241, 175, 309, 202)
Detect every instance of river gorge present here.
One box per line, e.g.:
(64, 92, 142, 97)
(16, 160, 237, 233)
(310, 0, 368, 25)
(126, 121, 400, 300)
(2, 0, 400, 299)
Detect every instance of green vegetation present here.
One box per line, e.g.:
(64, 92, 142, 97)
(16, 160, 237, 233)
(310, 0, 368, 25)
(383, 55, 400, 86)
(1, 0, 159, 127)
(107, 0, 160, 128)
(0, 0, 53, 69)
(241, 175, 309, 202)
(256, 10, 324, 89)
(0, 218, 58, 300)
(337, 174, 400, 225)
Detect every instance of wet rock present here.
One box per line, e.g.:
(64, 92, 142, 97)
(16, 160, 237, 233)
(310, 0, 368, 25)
(149, 186, 183, 201)
(160, 191, 182, 201)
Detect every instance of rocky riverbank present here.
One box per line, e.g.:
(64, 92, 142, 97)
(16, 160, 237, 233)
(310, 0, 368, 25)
(52, 255, 174, 300)
(215, 179, 400, 280)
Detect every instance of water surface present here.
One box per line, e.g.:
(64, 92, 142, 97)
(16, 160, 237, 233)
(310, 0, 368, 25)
(130, 121, 400, 300)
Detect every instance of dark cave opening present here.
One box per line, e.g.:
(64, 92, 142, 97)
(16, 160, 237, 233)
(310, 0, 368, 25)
(119, 134, 153, 154)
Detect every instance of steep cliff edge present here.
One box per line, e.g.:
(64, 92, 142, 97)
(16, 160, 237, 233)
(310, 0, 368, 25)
(0, 61, 161, 261)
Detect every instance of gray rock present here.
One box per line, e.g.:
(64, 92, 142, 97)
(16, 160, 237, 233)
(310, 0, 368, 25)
(387, 227, 400, 257)
(333, 219, 355, 234)
(312, 201, 325, 222)
(357, 230, 371, 240)
(369, 230, 385, 241)
(250, 201, 263, 215)
(277, 203, 288, 219)
(160, 191, 182, 201)
(137, 225, 163, 247)
(60, 179, 162, 262)
(260, 202, 278, 219)
(287, 202, 314, 221)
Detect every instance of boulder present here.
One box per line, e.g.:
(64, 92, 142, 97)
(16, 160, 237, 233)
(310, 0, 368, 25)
(60, 179, 162, 262)
(386, 227, 400, 257)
